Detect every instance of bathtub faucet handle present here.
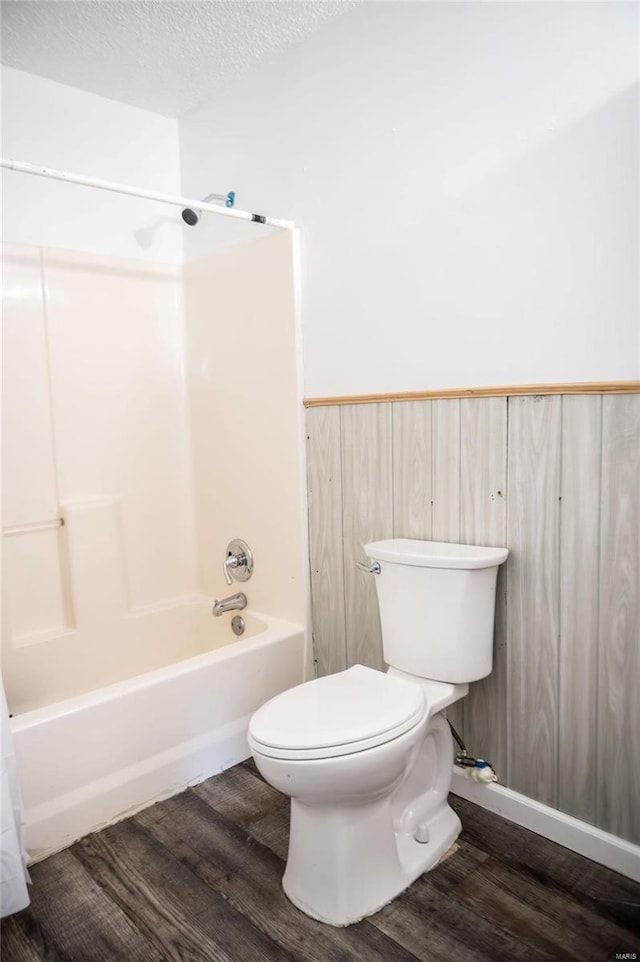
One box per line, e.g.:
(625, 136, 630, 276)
(223, 554, 241, 586)
(223, 539, 254, 586)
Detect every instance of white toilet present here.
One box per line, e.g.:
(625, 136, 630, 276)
(248, 538, 508, 926)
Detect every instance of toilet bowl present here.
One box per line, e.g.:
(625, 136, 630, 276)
(249, 539, 508, 926)
(249, 664, 468, 925)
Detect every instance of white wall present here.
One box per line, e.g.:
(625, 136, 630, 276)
(1, 67, 183, 263)
(179, 1, 639, 396)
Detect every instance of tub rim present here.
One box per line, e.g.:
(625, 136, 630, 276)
(10, 609, 304, 732)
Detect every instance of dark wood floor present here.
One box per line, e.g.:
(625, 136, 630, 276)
(3, 760, 639, 961)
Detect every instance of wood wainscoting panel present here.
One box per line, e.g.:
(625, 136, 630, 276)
(431, 399, 461, 543)
(558, 395, 602, 824)
(506, 396, 562, 808)
(341, 403, 393, 670)
(431, 398, 463, 733)
(597, 395, 640, 844)
(304, 391, 639, 846)
(460, 397, 509, 780)
(391, 400, 432, 541)
(306, 405, 347, 676)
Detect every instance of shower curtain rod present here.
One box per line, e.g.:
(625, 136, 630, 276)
(0, 158, 295, 230)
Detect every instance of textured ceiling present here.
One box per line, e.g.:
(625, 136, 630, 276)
(0, 0, 355, 117)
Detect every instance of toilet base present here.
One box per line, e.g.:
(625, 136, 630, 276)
(283, 798, 461, 927)
(281, 713, 461, 926)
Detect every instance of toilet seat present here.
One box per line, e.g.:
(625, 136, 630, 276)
(248, 664, 426, 760)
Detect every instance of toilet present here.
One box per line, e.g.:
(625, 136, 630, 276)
(248, 538, 508, 926)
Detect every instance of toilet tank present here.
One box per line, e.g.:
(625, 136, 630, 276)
(365, 539, 508, 684)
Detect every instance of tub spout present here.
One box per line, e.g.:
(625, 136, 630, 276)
(212, 592, 247, 617)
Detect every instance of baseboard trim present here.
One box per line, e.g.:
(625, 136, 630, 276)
(451, 767, 640, 883)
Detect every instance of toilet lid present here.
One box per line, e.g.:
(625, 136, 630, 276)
(248, 664, 426, 760)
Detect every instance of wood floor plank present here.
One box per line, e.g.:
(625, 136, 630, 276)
(417, 840, 489, 893)
(141, 788, 420, 962)
(373, 872, 550, 962)
(192, 761, 287, 830)
(248, 805, 291, 862)
(130, 809, 229, 891)
(20, 849, 161, 962)
(464, 856, 638, 959)
(0, 909, 67, 962)
(452, 865, 583, 961)
(449, 795, 640, 933)
(75, 817, 295, 962)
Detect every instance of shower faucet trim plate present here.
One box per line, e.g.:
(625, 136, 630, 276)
(223, 539, 253, 585)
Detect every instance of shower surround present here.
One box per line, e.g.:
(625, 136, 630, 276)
(2, 230, 308, 856)
(3, 245, 196, 661)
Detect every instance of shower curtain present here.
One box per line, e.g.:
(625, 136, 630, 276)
(1, 680, 30, 917)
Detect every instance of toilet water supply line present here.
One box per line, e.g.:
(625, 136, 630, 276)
(447, 720, 497, 784)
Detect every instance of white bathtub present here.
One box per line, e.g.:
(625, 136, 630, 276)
(9, 605, 305, 862)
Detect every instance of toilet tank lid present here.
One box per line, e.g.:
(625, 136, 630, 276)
(365, 539, 508, 569)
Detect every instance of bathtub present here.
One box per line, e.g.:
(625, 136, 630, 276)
(9, 604, 305, 862)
